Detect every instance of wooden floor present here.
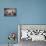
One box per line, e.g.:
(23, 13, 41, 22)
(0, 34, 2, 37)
(19, 40, 46, 46)
(0, 40, 46, 46)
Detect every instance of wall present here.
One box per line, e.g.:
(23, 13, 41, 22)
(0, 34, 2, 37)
(0, 0, 46, 44)
(19, 0, 46, 24)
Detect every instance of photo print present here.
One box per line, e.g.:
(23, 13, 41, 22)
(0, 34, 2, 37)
(4, 8, 16, 16)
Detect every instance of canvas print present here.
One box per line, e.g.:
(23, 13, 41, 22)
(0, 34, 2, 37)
(4, 8, 16, 16)
(18, 25, 46, 41)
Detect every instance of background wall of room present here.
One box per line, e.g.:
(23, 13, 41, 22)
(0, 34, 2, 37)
(0, 0, 46, 44)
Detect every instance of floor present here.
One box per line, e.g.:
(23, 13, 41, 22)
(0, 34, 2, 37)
(19, 39, 46, 46)
(0, 44, 18, 46)
(0, 40, 46, 46)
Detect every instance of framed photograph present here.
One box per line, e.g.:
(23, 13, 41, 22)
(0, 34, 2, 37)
(4, 8, 16, 16)
(18, 24, 46, 41)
